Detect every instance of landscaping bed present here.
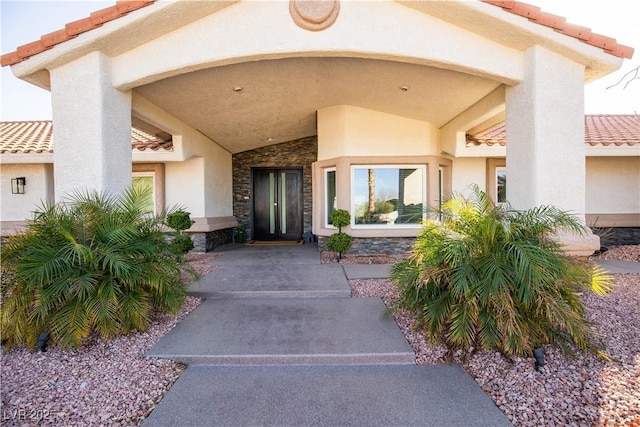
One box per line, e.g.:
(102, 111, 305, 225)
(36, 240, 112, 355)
(351, 245, 640, 426)
(2, 247, 637, 426)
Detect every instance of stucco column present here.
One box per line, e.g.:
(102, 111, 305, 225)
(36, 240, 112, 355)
(50, 52, 132, 200)
(505, 46, 598, 256)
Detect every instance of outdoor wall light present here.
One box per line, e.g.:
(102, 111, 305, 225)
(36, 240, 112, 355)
(533, 347, 546, 371)
(37, 332, 50, 352)
(11, 177, 26, 194)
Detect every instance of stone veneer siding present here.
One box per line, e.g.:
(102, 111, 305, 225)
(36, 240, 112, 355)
(318, 236, 416, 256)
(233, 136, 317, 240)
(598, 227, 640, 246)
(186, 229, 235, 253)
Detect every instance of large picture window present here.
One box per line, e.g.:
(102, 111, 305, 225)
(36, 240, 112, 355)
(352, 166, 425, 227)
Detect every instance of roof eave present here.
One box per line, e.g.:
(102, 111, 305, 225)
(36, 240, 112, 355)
(399, 0, 629, 83)
(7, 0, 238, 90)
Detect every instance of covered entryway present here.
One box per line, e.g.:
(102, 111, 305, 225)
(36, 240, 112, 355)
(253, 168, 303, 241)
(4, 1, 631, 255)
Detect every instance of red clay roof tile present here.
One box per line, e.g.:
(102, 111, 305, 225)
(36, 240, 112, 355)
(467, 115, 640, 147)
(529, 12, 566, 31)
(481, 0, 634, 59)
(65, 16, 102, 36)
(0, 121, 172, 154)
(0, 0, 634, 68)
(16, 40, 51, 59)
(41, 28, 77, 48)
(1, 0, 153, 66)
(509, 2, 541, 20)
(90, 6, 126, 26)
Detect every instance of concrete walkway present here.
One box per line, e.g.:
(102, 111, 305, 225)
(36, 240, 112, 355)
(144, 243, 511, 426)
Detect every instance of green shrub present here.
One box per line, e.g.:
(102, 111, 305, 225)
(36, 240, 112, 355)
(329, 209, 351, 229)
(327, 232, 352, 258)
(0, 187, 198, 349)
(166, 210, 194, 233)
(391, 185, 612, 356)
(169, 234, 195, 255)
(234, 226, 247, 243)
(328, 209, 352, 259)
(165, 210, 194, 255)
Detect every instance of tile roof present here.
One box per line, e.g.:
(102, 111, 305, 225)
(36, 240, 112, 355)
(0, 0, 634, 68)
(466, 114, 640, 147)
(482, 1, 634, 59)
(0, 121, 173, 154)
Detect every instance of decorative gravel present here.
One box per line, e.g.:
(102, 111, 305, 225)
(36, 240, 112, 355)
(351, 245, 640, 426)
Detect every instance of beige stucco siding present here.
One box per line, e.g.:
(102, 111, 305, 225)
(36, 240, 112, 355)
(586, 157, 640, 216)
(451, 157, 486, 194)
(0, 163, 53, 222)
(318, 106, 439, 159)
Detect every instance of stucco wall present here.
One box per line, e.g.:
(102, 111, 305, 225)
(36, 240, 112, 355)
(318, 106, 439, 160)
(0, 163, 54, 223)
(586, 156, 640, 219)
(451, 157, 486, 194)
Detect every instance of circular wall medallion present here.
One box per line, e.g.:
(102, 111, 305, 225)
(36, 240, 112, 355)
(289, 0, 340, 31)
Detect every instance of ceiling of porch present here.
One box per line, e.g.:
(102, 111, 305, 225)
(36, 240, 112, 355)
(134, 56, 502, 154)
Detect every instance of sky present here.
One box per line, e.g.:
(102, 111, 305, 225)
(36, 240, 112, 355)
(1, 0, 639, 121)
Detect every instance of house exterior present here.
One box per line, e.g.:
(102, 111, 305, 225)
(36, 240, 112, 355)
(1, 0, 636, 255)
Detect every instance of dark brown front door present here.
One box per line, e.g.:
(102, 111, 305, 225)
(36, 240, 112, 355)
(253, 168, 303, 241)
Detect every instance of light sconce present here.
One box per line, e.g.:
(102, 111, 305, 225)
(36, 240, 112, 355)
(533, 347, 545, 371)
(11, 177, 26, 194)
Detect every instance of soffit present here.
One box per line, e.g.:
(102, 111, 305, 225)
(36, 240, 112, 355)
(135, 56, 501, 153)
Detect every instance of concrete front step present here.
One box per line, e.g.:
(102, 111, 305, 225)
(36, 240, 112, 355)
(143, 364, 511, 427)
(146, 297, 415, 365)
(187, 264, 351, 298)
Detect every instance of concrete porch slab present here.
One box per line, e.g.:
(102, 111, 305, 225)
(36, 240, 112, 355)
(595, 259, 640, 274)
(342, 264, 393, 279)
(143, 364, 511, 427)
(188, 264, 350, 298)
(146, 297, 415, 365)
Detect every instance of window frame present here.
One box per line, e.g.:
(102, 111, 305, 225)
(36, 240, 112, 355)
(486, 158, 506, 204)
(324, 167, 337, 228)
(132, 163, 165, 215)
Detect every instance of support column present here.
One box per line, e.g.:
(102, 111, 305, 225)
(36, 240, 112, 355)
(50, 52, 132, 201)
(505, 46, 599, 256)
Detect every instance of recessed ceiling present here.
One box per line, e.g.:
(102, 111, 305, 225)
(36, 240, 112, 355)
(135, 56, 501, 154)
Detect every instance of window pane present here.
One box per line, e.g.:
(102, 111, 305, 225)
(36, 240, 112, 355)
(497, 169, 507, 203)
(132, 176, 155, 214)
(353, 167, 424, 226)
(326, 169, 336, 226)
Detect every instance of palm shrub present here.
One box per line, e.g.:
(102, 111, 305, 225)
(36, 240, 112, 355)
(327, 209, 352, 260)
(391, 185, 612, 356)
(0, 187, 197, 349)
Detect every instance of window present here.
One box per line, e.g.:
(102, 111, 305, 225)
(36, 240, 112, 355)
(496, 167, 506, 203)
(132, 164, 165, 215)
(486, 159, 506, 204)
(132, 173, 156, 214)
(351, 166, 425, 227)
(325, 168, 336, 227)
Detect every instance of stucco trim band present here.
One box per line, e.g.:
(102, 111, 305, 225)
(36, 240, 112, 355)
(188, 216, 238, 233)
